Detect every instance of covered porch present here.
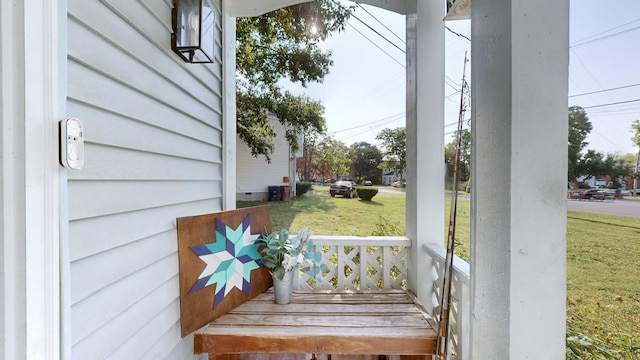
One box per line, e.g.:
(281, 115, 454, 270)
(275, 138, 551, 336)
(192, 235, 464, 359)
(226, 0, 568, 358)
(0, 0, 566, 358)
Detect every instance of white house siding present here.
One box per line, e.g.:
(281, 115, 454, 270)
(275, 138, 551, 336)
(236, 116, 292, 201)
(66, 0, 222, 358)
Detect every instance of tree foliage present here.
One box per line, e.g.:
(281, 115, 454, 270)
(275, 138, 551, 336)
(296, 130, 326, 181)
(350, 142, 382, 184)
(568, 106, 593, 185)
(579, 151, 630, 184)
(376, 127, 406, 179)
(631, 119, 640, 150)
(319, 137, 351, 179)
(296, 135, 352, 181)
(445, 129, 471, 186)
(236, 1, 351, 159)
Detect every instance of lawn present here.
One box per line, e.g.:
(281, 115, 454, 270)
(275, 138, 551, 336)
(238, 186, 640, 358)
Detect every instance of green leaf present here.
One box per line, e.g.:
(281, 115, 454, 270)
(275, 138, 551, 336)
(273, 267, 285, 281)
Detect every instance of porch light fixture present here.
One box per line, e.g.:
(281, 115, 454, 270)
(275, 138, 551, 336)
(172, 0, 216, 63)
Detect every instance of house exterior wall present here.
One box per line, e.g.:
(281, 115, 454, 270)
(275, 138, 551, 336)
(66, 0, 222, 358)
(236, 115, 292, 201)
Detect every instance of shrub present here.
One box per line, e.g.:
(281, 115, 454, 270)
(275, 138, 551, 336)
(296, 182, 313, 196)
(356, 187, 378, 201)
(371, 214, 402, 236)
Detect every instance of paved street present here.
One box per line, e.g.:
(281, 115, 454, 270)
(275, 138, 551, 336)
(567, 198, 640, 218)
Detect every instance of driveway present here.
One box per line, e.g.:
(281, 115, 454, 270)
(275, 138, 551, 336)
(567, 198, 640, 218)
(377, 187, 405, 195)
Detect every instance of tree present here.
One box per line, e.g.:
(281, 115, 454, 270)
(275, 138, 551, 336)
(376, 127, 406, 180)
(296, 129, 326, 182)
(296, 135, 351, 181)
(319, 137, 351, 180)
(444, 129, 471, 188)
(568, 106, 593, 186)
(632, 120, 640, 150)
(236, 1, 351, 159)
(632, 120, 640, 193)
(350, 142, 382, 184)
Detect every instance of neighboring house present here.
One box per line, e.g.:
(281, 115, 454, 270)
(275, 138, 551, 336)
(1, 0, 568, 359)
(382, 169, 394, 185)
(236, 114, 297, 201)
(381, 169, 403, 185)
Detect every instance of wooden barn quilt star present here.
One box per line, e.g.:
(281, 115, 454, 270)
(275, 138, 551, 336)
(188, 216, 263, 308)
(176, 206, 273, 337)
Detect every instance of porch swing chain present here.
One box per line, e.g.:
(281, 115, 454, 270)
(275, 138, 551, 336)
(436, 51, 469, 360)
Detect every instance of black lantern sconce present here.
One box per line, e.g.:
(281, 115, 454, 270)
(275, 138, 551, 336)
(172, 0, 216, 63)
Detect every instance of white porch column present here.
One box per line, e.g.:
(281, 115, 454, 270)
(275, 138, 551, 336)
(405, 0, 445, 307)
(470, 0, 568, 358)
(1, 0, 64, 359)
(222, 1, 237, 210)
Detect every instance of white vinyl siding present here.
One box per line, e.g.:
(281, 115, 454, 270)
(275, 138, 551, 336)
(236, 116, 291, 201)
(66, 0, 222, 358)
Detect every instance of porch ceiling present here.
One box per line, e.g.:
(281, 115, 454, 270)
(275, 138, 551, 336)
(230, 0, 410, 17)
(230, 0, 313, 17)
(352, 0, 409, 15)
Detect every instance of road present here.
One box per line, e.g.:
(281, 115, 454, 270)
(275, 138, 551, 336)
(375, 187, 639, 218)
(567, 198, 640, 218)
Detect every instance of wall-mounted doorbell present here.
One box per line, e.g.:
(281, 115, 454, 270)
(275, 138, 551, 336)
(60, 117, 84, 170)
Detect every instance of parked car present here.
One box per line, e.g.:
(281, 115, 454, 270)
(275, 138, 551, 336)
(576, 189, 607, 200)
(568, 189, 582, 199)
(330, 180, 356, 198)
(364, 180, 373, 186)
(392, 180, 406, 188)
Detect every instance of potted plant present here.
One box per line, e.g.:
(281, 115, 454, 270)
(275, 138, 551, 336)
(258, 227, 326, 304)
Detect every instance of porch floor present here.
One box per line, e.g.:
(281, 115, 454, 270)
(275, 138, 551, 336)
(194, 290, 437, 360)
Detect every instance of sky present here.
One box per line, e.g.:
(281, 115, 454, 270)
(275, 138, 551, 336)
(282, 0, 640, 156)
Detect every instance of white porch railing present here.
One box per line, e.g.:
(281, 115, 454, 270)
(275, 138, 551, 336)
(294, 236, 471, 360)
(295, 235, 410, 290)
(423, 243, 471, 360)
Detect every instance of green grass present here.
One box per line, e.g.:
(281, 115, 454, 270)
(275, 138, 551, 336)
(238, 186, 406, 236)
(238, 185, 640, 358)
(566, 211, 640, 358)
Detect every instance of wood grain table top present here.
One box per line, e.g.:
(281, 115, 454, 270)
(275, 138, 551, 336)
(194, 290, 437, 358)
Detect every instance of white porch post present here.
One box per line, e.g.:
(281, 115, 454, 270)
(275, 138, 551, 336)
(405, 0, 445, 307)
(222, 1, 237, 210)
(1, 0, 64, 359)
(470, 0, 568, 358)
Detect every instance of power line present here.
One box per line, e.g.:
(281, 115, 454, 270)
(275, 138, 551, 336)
(571, 17, 640, 46)
(331, 0, 405, 54)
(569, 83, 640, 98)
(355, 3, 405, 44)
(582, 98, 640, 109)
(571, 24, 640, 49)
(336, 115, 405, 142)
(333, 112, 405, 133)
(346, 22, 405, 68)
(445, 26, 470, 41)
(350, 12, 405, 53)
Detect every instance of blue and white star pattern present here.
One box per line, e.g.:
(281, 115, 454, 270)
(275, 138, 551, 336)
(188, 215, 262, 308)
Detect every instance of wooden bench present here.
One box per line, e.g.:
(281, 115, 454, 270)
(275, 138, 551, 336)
(194, 290, 437, 360)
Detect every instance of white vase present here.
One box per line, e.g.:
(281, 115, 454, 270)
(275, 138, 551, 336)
(273, 269, 294, 304)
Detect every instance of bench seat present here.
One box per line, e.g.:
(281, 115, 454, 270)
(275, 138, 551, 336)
(194, 290, 437, 360)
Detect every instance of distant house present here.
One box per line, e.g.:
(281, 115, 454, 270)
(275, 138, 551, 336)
(236, 114, 299, 201)
(381, 167, 404, 185)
